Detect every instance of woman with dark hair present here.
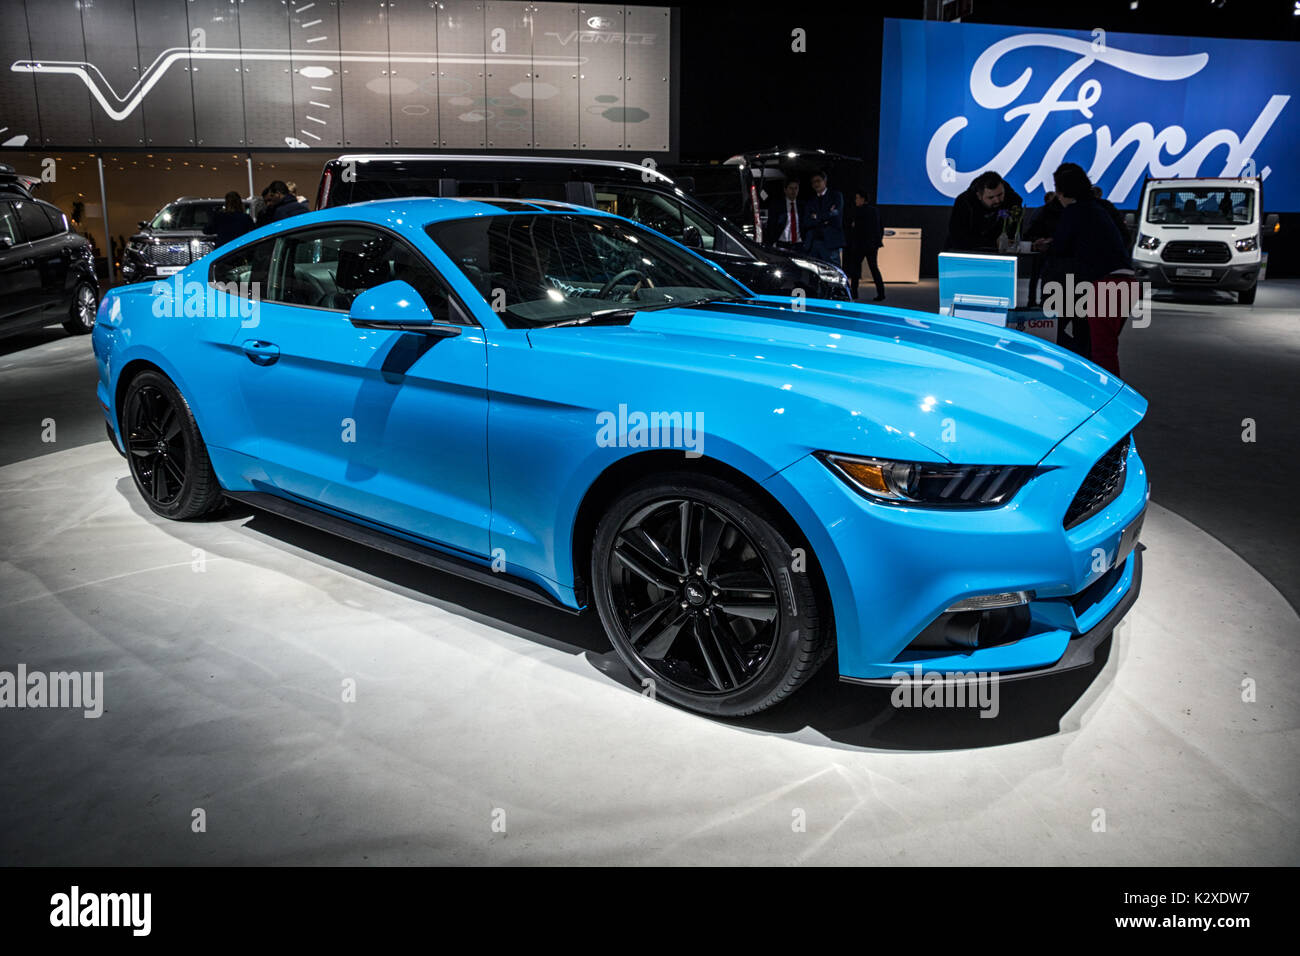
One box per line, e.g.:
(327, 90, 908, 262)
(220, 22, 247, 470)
(844, 189, 886, 301)
(1032, 162, 1136, 376)
(204, 191, 255, 248)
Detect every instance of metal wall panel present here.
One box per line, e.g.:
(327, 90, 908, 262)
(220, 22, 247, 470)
(530, 4, 580, 150)
(338, 0, 392, 148)
(0, 2, 42, 148)
(482, 1, 531, 149)
(386, 0, 439, 149)
(133, 0, 199, 148)
(238, 0, 294, 148)
(622, 5, 669, 153)
(437, 0, 487, 149)
(76, 0, 146, 147)
(289, 0, 344, 148)
(188, 0, 249, 148)
(23, 0, 97, 147)
(576, 4, 625, 150)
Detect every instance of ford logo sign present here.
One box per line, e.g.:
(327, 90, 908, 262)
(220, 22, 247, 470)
(587, 16, 612, 29)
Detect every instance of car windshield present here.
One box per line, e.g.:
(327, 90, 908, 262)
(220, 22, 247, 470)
(149, 202, 223, 230)
(424, 213, 749, 328)
(1145, 187, 1255, 225)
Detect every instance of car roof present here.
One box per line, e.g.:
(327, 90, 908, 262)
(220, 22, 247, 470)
(239, 196, 617, 243)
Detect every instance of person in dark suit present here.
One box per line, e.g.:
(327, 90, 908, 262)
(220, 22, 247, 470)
(844, 189, 885, 301)
(260, 180, 309, 225)
(944, 170, 1023, 251)
(204, 191, 255, 248)
(803, 170, 845, 264)
(766, 180, 806, 252)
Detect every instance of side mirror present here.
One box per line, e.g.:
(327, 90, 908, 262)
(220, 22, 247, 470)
(681, 224, 703, 248)
(348, 279, 460, 337)
(0, 236, 13, 250)
(1124, 212, 1136, 226)
(137, 220, 149, 230)
(1265, 213, 1279, 228)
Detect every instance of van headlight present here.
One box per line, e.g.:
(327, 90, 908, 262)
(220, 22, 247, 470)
(1137, 233, 1161, 250)
(816, 452, 1034, 507)
(1235, 235, 1259, 252)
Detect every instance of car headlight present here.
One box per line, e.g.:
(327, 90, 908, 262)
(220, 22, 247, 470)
(1235, 235, 1259, 252)
(816, 451, 1034, 507)
(1137, 233, 1161, 250)
(792, 257, 848, 286)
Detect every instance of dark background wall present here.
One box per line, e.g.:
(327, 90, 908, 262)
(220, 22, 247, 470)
(676, 0, 1300, 276)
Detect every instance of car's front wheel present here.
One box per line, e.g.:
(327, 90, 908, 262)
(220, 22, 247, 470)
(591, 474, 830, 716)
(62, 281, 97, 335)
(122, 370, 223, 520)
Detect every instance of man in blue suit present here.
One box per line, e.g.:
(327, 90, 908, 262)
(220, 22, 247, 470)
(803, 170, 845, 265)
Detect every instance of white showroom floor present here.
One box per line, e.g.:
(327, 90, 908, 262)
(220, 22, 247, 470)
(1, 441, 1296, 865)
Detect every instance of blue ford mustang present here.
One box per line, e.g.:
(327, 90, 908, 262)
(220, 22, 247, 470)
(92, 198, 1148, 717)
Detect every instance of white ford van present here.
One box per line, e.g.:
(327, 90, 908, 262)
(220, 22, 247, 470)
(1131, 177, 1275, 304)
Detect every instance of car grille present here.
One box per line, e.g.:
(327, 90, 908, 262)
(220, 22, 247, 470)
(143, 240, 213, 265)
(1063, 434, 1130, 530)
(1161, 241, 1231, 263)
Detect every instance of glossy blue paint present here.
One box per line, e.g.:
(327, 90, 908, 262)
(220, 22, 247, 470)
(93, 198, 1148, 683)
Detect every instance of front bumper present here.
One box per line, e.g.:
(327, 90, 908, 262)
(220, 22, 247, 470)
(1132, 257, 1259, 291)
(763, 384, 1149, 681)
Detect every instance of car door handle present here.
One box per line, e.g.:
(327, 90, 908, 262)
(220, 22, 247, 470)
(241, 340, 280, 366)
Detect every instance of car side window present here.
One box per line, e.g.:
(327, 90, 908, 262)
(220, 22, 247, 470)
(265, 225, 456, 322)
(0, 203, 21, 245)
(40, 203, 68, 234)
(13, 200, 56, 241)
(210, 237, 274, 297)
(595, 186, 717, 251)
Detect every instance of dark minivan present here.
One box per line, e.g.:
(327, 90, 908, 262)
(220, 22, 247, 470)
(315, 154, 850, 300)
(0, 165, 98, 338)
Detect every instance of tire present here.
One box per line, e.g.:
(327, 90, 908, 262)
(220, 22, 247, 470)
(62, 282, 98, 335)
(1238, 284, 1257, 305)
(591, 473, 831, 717)
(121, 370, 223, 520)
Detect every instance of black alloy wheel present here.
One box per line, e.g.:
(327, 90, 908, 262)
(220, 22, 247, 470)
(122, 371, 223, 520)
(592, 474, 830, 716)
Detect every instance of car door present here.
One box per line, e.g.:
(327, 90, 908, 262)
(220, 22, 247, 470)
(11, 199, 68, 317)
(227, 223, 491, 559)
(0, 200, 43, 328)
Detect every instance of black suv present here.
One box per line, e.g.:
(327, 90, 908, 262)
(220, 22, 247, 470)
(122, 197, 233, 283)
(0, 165, 98, 339)
(315, 155, 851, 300)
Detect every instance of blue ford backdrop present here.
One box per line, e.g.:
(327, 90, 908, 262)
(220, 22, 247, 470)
(878, 18, 1299, 210)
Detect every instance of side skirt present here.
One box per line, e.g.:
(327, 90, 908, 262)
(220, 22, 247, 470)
(225, 490, 580, 614)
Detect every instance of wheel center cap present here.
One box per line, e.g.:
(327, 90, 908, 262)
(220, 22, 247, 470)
(685, 582, 708, 606)
(155, 440, 168, 454)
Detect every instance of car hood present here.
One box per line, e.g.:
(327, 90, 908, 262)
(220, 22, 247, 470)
(531, 297, 1127, 466)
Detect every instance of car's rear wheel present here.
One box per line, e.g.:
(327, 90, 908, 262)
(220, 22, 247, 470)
(1238, 284, 1257, 305)
(122, 371, 223, 520)
(591, 474, 830, 716)
(62, 282, 97, 335)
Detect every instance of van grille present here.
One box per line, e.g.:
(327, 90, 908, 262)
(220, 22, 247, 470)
(1161, 241, 1231, 264)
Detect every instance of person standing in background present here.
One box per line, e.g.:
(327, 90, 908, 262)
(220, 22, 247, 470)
(260, 181, 309, 224)
(1032, 162, 1135, 377)
(766, 179, 805, 252)
(205, 191, 255, 248)
(803, 170, 845, 265)
(844, 189, 885, 301)
(1025, 190, 1064, 308)
(945, 171, 1023, 251)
